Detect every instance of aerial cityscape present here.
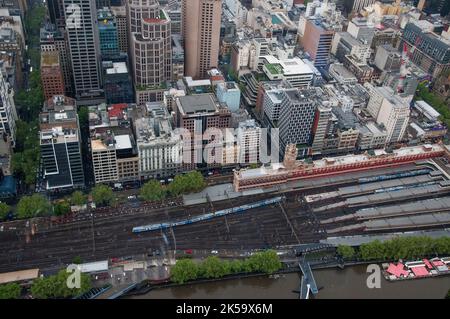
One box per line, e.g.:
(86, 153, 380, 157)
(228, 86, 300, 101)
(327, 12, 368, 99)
(0, 0, 449, 301)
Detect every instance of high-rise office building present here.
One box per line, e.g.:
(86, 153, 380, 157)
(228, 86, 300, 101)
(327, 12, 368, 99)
(47, 0, 65, 28)
(41, 51, 65, 101)
(278, 89, 316, 153)
(300, 18, 335, 68)
(63, 0, 102, 103)
(110, 4, 129, 53)
(127, 0, 172, 104)
(182, 0, 222, 79)
(39, 96, 85, 191)
(97, 7, 120, 58)
(41, 23, 74, 97)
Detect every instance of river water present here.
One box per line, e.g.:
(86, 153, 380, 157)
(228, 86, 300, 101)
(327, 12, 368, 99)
(128, 266, 450, 299)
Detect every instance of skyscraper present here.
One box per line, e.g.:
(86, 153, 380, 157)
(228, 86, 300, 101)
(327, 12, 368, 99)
(127, 0, 172, 104)
(97, 7, 120, 58)
(47, 0, 66, 28)
(63, 0, 102, 103)
(182, 0, 222, 79)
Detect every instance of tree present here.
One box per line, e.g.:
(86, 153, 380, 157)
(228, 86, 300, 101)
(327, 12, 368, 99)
(140, 180, 166, 202)
(30, 269, 91, 299)
(170, 259, 199, 284)
(91, 185, 114, 207)
(11, 120, 40, 187)
(0, 202, 10, 220)
(247, 250, 282, 274)
(167, 171, 206, 196)
(17, 194, 50, 219)
(53, 201, 71, 216)
(0, 283, 21, 299)
(70, 191, 87, 206)
(72, 256, 83, 265)
(200, 256, 228, 279)
(337, 245, 356, 260)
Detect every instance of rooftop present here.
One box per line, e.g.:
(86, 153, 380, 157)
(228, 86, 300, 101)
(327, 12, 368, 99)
(177, 94, 220, 115)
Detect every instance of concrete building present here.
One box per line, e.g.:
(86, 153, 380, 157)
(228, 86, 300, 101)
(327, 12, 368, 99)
(128, 0, 172, 104)
(135, 103, 182, 179)
(172, 34, 184, 81)
(39, 96, 84, 191)
(331, 32, 371, 63)
(311, 104, 332, 155)
(47, 0, 65, 28)
(278, 89, 316, 154)
(237, 119, 261, 164)
(216, 81, 240, 113)
(174, 93, 231, 168)
(365, 84, 396, 119)
(89, 103, 139, 184)
(110, 4, 129, 53)
(352, 0, 377, 14)
(376, 93, 410, 144)
(261, 56, 314, 89)
(40, 23, 73, 97)
(402, 21, 450, 79)
(328, 63, 358, 85)
(262, 88, 285, 124)
(0, 67, 16, 146)
(347, 17, 375, 45)
(374, 44, 401, 72)
(182, 0, 222, 79)
(63, 0, 102, 102)
(41, 51, 65, 101)
(299, 18, 335, 68)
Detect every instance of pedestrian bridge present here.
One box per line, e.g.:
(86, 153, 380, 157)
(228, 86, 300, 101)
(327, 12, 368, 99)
(298, 259, 318, 299)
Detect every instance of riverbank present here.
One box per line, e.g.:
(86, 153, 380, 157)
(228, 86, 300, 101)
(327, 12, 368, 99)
(125, 265, 450, 299)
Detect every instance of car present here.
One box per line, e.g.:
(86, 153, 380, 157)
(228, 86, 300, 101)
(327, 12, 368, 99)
(211, 250, 218, 254)
(127, 195, 137, 200)
(185, 249, 193, 255)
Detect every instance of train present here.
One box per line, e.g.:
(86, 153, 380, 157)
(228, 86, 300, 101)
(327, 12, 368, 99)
(358, 169, 431, 184)
(132, 196, 286, 234)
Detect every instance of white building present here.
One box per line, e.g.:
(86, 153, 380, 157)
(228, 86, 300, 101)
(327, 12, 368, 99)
(237, 119, 261, 164)
(261, 56, 314, 89)
(135, 103, 182, 179)
(376, 94, 410, 144)
(0, 68, 17, 146)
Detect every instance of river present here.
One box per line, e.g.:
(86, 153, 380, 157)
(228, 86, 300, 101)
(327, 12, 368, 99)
(128, 266, 450, 299)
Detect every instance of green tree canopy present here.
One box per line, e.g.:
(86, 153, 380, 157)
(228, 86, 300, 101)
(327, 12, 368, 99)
(70, 191, 87, 206)
(140, 180, 166, 201)
(53, 201, 71, 216)
(247, 250, 282, 274)
(17, 194, 51, 219)
(337, 245, 356, 260)
(91, 185, 114, 206)
(199, 256, 228, 279)
(0, 283, 21, 299)
(30, 269, 91, 299)
(170, 259, 199, 284)
(167, 171, 206, 196)
(0, 202, 10, 220)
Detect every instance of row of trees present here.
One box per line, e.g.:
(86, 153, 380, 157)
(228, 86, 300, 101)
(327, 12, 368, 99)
(140, 171, 206, 201)
(170, 250, 282, 284)
(336, 236, 450, 261)
(30, 270, 91, 299)
(0, 283, 21, 299)
(0, 171, 207, 221)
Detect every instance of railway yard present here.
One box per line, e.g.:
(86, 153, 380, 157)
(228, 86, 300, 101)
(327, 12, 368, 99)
(1, 159, 450, 274)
